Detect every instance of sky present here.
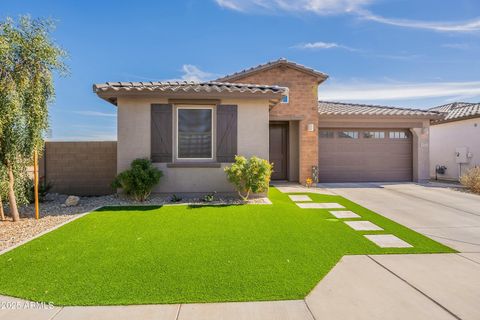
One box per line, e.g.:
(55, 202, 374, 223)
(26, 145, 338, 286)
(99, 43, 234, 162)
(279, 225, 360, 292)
(1, 0, 480, 140)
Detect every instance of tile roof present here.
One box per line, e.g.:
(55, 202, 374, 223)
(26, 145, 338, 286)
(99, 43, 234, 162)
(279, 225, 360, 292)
(429, 102, 480, 123)
(318, 101, 441, 118)
(93, 81, 288, 95)
(216, 58, 328, 82)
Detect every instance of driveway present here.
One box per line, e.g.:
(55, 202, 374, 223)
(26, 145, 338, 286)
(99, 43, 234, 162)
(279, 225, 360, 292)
(306, 182, 480, 320)
(320, 182, 480, 252)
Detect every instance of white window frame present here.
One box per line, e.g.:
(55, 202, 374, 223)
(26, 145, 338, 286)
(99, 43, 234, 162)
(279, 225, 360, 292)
(389, 131, 408, 139)
(176, 106, 214, 161)
(364, 131, 385, 139)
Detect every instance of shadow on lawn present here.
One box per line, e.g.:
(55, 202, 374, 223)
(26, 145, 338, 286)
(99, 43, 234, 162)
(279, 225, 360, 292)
(95, 206, 163, 212)
(186, 204, 241, 210)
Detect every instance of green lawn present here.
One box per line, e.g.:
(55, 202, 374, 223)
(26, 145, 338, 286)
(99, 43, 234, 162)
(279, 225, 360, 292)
(0, 187, 454, 305)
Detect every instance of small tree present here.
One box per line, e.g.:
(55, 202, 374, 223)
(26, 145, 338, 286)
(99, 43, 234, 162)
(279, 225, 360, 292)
(460, 167, 480, 194)
(112, 159, 163, 202)
(0, 17, 66, 221)
(224, 156, 272, 200)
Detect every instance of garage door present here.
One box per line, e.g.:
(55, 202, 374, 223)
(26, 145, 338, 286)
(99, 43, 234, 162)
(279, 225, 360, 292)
(318, 129, 413, 182)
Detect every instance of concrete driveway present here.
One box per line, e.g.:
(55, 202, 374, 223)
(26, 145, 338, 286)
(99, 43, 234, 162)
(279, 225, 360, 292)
(320, 182, 480, 252)
(306, 182, 480, 320)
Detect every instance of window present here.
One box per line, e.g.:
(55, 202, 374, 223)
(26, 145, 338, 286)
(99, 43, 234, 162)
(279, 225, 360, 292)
(319, 130, 334, 138)
(177, 108, 213, 159)
(338, 131, 359, 139)
(281, 93, 289, 104)
(364, 131, 385, 139)
(389, 131, 408, 139)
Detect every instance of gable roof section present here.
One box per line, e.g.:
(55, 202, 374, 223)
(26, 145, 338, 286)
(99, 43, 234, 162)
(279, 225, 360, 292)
(318, 101, 441, 118)
(429, 102, 480, 124)
(94, 81, 288, 105)
(216, 58, 328, 83)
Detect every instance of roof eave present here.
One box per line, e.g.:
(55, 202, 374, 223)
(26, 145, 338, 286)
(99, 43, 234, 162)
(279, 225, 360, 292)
(318, 113, 443, 120)
(94, 87, 285, 106)
(217, 60, 329, 84)
(431, 113, 480, 125)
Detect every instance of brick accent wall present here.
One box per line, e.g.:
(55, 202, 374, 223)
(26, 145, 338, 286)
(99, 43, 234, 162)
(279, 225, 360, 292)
(39, 141, 117, 196)
(228, 66, 320, 183)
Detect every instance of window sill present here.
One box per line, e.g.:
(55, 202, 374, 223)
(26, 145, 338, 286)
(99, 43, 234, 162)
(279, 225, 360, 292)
(166, 163, 222, 168)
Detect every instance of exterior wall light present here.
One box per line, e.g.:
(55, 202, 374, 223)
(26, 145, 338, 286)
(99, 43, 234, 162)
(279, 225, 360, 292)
(307, 123, 315, 132)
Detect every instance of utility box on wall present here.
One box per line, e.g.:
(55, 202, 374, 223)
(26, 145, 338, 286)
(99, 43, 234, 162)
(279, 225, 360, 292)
(455, 147, 469, 164)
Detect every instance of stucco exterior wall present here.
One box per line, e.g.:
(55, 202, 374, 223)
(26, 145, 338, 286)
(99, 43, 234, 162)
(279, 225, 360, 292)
(116, 97, 270, 193)
(430, 118, 480, 180)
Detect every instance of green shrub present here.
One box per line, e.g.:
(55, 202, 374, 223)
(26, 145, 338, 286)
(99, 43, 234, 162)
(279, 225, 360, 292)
(27, 177, 53, 203)
(112, 159, 162, 202)
(170, 194, 182, 203)
(224, 156, 272, 200)
(460, 167, 480, 194)
(202, 192, 216, 203)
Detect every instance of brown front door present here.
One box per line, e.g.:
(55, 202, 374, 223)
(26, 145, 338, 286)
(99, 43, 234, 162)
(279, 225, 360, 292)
(269, 123, 288, 180)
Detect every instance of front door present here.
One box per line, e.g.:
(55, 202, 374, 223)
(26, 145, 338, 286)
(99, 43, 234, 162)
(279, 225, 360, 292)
(269, 123, 288, 180)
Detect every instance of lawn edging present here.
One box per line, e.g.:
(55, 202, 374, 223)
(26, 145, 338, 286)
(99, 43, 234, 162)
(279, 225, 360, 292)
(0, 207, 101, 256)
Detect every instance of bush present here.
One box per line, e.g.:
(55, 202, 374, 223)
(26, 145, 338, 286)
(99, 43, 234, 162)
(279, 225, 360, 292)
(460, 167, 480, 194)
(224, 156, 272, 200)
(112, 159, 162, 201)
(27, 177, 53, 203)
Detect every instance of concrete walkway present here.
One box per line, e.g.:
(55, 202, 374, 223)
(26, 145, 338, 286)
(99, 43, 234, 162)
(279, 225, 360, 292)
(1, 183, 479, 319)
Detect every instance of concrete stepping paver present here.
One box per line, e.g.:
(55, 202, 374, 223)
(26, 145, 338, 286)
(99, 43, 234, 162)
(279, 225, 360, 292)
(345, 221, 383, 231)
(329, 210, 360, 218)
(364, 234, 412, 248)
(177, 300, 314, 320)
(288, 195, 312, 202)
(296, 203, 344, 209)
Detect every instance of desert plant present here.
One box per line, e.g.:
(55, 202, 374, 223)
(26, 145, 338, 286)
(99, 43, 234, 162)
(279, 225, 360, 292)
(202, 192, 216, 202)
(170, 194, 182, 203)
(112, 158, 162, 202)
(460, 167, 480, 194)
(27, 177, 52, 203)
(224, 156, 272, 200)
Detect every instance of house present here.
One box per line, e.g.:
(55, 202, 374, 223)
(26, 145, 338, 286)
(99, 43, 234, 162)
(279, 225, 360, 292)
(92, 58, 441, 193)
(429, 102, 480, 181)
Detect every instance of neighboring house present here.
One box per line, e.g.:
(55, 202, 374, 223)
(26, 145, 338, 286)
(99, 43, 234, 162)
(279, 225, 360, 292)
(429, 102, 480, 181)
(93, 58, 441, 193)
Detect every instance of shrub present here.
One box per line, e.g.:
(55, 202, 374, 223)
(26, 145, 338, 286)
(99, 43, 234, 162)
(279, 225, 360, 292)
(224, 156, 272, 200)
(202, 192, 216, 202)
(112, 159, 162, 202)
(460, 167, 480, 194)
(170, 194, 182, 203)
(27, 177, 53, 203)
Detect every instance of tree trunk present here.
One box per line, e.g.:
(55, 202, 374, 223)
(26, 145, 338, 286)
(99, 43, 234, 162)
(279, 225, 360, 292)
(7, 166, 19, 222)
(0, 194, 5, 221)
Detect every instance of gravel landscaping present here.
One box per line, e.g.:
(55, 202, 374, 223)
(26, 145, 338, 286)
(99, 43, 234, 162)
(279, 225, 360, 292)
(1, 192, 270, 252)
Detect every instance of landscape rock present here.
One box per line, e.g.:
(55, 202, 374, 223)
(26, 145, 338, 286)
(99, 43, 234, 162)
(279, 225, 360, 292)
(65, 196, 80, 207)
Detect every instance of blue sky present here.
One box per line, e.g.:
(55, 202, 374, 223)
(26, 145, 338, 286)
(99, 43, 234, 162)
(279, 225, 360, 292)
(1, 0, 480, 140)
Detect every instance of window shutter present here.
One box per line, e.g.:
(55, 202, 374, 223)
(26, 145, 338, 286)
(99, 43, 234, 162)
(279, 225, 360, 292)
(151, 104, 173, 162)
(216, 105, 238, 162)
